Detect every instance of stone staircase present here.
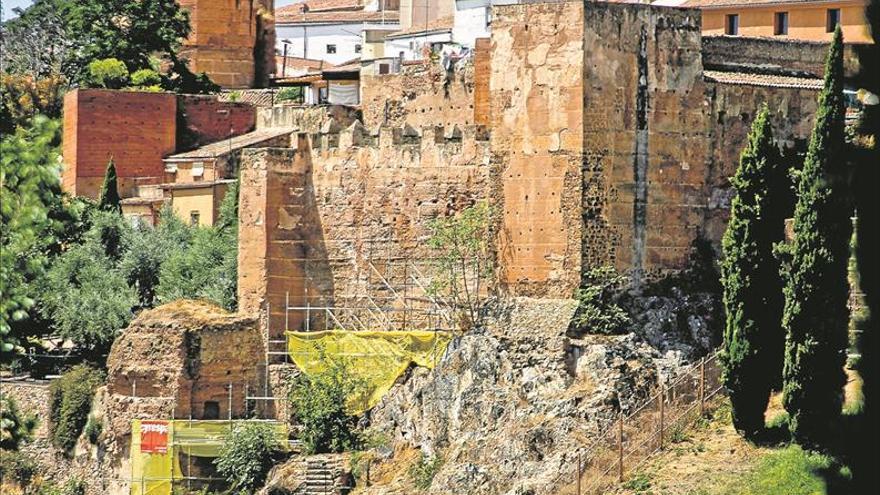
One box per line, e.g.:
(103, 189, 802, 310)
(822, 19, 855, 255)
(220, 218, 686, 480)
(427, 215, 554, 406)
(299, 455, 347, 495)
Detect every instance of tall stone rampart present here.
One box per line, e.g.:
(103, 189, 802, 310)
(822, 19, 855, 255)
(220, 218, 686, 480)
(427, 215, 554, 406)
(238, 123, 491, 336)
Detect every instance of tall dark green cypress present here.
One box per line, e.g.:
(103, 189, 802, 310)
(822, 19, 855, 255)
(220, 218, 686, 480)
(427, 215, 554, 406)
(98, 158, 121, 212)
(781, 27, 852, 447)
(720, 105, 785, 437)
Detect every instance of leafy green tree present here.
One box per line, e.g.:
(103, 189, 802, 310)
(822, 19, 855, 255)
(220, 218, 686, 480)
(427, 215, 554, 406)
(214, 422, 281, 494)
(1, 396, 38, 450)
(0, 0, 72, 79)
(0, 117, 72, 353)
(0, 74, 66, 135)
(289, 357, 364, 454)
(97, 159, 121, 213)
(38, 214, 137, 353)
(129, 68, 162, 91)
(427, 202, 495, 330)
(720, 106, 786, 437)
(86, 58, 129, 89)
(781, 27, 853, 446)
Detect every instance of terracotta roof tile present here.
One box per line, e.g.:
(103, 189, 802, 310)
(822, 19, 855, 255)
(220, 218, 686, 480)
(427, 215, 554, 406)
(276, 9, 399, 24)
(704, 70, 823, 89)
(384, 15, 454, 39)
(276, 0, 362, 14)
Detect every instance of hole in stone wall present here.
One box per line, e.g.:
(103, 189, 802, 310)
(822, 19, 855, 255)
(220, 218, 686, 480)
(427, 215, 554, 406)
(203, 401, 220, 420)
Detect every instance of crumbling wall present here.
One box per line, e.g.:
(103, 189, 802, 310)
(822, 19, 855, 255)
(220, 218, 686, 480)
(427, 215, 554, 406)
(238, 125, 491, 336)
(255, 104, 360, 132)
(360, 57, 484, 129)
(105, 301, 262, 442)
(702, 35, 862, 78)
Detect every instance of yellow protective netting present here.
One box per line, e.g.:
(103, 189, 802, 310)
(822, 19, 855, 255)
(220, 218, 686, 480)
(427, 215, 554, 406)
(130, 420, 288, 495)
(286, 330, 452, 413)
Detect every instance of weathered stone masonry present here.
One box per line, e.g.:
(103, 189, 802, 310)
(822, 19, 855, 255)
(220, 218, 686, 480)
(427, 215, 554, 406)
(237, 1, 823, 324)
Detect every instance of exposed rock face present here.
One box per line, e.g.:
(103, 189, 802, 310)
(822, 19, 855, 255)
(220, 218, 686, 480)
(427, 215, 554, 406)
(362, 298, 690, 495)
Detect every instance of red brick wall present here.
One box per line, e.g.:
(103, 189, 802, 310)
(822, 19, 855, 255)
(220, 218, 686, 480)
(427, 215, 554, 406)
(177, 95, 256, 150)
(62, 89, 176, 199)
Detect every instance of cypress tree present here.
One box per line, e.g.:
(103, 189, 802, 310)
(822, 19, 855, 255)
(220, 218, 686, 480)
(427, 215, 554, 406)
(98, 158, 121, 212)
(720, 105, 785, 437)
(781, 27, 852, 447)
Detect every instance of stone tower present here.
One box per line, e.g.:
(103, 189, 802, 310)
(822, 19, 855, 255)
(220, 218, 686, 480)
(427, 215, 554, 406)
(177, 0, 276, 89)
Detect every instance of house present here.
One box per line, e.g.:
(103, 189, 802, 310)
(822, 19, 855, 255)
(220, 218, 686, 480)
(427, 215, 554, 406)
(665, 0, 872, 43)
(275, 0, 400, 66)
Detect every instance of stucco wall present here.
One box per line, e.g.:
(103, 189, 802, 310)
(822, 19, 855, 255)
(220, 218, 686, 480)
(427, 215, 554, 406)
(700, 2, 871, 43)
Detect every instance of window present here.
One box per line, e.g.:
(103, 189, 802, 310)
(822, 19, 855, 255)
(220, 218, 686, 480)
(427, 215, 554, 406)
(190, 211, 200, 226)
(326, 44, 337, 54)
(826, 8, 841, 32)
(774, 12, 789, 35)
(379, 63, 390, 75)
(725, 14, 739, 35)
(203, 401, 220, 420)
(355, 44, 362, 54)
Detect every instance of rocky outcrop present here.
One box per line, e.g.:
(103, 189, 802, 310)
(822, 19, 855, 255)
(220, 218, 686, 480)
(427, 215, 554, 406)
(360, 297, 691, 495)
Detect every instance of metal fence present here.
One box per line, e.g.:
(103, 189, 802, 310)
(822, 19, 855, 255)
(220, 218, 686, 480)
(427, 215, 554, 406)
(563, 349, 725, 495)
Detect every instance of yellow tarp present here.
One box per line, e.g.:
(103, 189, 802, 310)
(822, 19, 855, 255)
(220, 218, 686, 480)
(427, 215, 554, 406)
(286, 330, 452, 412)
(130, 420, 288, 495)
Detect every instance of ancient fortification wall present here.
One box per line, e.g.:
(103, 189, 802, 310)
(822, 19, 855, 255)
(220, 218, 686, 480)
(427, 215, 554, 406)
(238, 126, 491, 335)
(702, 35, 863, 78)
(237, 1, 826, 322)
(178, 0, 275, 88)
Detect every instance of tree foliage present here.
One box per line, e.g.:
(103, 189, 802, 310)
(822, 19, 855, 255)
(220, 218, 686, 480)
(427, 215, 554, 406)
(214, 422, 281, 494)
(0, 0, 72, 78)
(720, 105, 787, 437)
(1, 396, 38, 451)
(572, 266, 631, 335)
(87, 58, 129, 90)
(48, 365, 104, 454)
(97, 160, 122, 213)
(427, 202, 495, 330)
(0, 74, 66, 135)
(781, 28, 853, 446)
(0, 117, 75, 353)
(289, 357, 364, 455)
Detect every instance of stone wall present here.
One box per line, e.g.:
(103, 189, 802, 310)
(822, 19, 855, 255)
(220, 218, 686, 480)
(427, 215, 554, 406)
(490, 1, 586, 297)
(238, 125, 491, 336)
(359, 59, 481, 129)
(178, 0, 275, 88)
(702, 35, 863, 79)
(256, 104, 361, 132)
(0, 380, 51, 438)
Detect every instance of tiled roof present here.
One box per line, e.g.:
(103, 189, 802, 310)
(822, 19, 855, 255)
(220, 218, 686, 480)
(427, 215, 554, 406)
(704, 70, 823, 89)
(217, 89, 277, 107)
(383, 16, 454, 39)
(277, 0, 362, 14)
(681, 0, 835, 8)
(277, 9, 399, 24)
(276, 56, 335, 77)
(164, 128, 296, 160)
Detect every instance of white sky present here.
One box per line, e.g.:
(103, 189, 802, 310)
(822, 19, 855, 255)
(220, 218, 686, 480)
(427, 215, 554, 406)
(2, 1, 300, 22)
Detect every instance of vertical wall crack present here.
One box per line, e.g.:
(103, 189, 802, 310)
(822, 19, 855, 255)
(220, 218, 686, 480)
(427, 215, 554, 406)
(632, 24, 650, 289)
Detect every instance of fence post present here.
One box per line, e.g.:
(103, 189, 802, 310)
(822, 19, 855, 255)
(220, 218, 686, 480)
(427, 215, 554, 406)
(576, 450, 582, 495)
(699, 357, 706, 416)
(659, 387, 665, 451)
(618, 413, 624, 483)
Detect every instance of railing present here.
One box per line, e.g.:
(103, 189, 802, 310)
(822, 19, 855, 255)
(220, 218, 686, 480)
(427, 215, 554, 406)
(563, 349, 725, 495)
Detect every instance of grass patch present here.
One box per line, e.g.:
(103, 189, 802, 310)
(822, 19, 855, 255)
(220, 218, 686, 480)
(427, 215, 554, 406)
(622, 472, 653, 493)
(719, 444, 848, 495)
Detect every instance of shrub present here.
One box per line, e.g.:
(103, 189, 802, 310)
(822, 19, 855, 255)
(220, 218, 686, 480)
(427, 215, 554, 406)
(572, 266, 631, 335)
(275, 87, 302, 103)
(0, 450, 37, 486)
(214, 422, 281, 494)
(87, 58, 129, 89)
(407, 452, 443, 491)
(288, 357, 365, 454)
(130, 68, 162, 89)
(84, 415, 102, 445)
(48, 365, 104, 453)
(1, 396, 38, 450)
